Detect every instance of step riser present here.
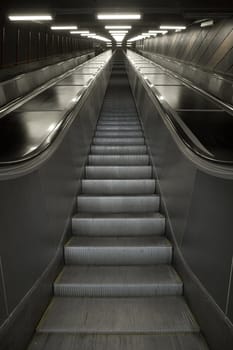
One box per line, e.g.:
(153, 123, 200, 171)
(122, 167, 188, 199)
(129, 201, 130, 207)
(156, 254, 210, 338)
(77, 197, 160, 213)
(100, 113, 138, 117)
(54, 285, 182, 297)
(95, 132, 143, 137)
(91, 146, 147, 155)
(97, 126, 142, 131)
(81, 180, 156, 195)
(100, 114, 138, 118)
(88, 155, 149, 166)
(65, 247, 172, 265)
(98, 122, 140, 126)
(99, 117, 139, 121)
(85, 166, 152, 179)
(93, 138, 145, 145)
(72, 218, 165, 236)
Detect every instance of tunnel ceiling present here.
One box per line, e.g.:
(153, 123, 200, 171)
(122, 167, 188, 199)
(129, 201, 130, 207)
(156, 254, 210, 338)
(1, 0, 233, 41)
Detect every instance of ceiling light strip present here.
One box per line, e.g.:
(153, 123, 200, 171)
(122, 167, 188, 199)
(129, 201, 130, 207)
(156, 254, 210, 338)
(97, 13, 141, 20)
(9, 15, 53, 21)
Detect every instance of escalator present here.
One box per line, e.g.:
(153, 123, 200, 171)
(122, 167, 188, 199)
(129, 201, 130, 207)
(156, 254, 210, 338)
(28, 52, 208, 350)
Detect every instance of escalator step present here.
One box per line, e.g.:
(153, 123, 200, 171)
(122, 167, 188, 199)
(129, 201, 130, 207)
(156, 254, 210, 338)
(65, 236, 170, 265)
(54, 265, 183, 297)
(91, 145, 147, 154)
(95, 131, 143, 137)
(81, 179, 156, 195)
(72, 213, 165, 236)
(37, 297, 199, 334)
(77, 195, 160, 213)
(97, 125, 142, 131)
(88, 154, 149, 165)
(28, 333, 209, 350)
(85, 166, 152, 179)
(93, 137, 145, 145)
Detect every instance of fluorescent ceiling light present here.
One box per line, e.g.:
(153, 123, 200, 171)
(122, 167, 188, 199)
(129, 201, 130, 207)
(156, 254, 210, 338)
(82, 34, 111, 42)
(97, 13, 141, 20)
(81, 33, 96, 37)
(200, 20, 214, 27)
(51, 26, 78, 30)
(160, 25, 186, 30)
(9, 15, 53, 21)
(95, 35, 111, 42)
(128, 35, 144, 42)
(109, 30, 128, 33)
(70, 31, 90, 34)
(105, 25, 132, 29)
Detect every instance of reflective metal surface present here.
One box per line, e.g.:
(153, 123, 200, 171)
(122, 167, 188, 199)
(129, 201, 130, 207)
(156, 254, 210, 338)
(75, 67, 100, 74)
(139, 67, 165, 74)
(0, 111, 63, 162)
(145, 74, 182, 86)
(18, 86, 83, 111)
(57, 74, 93, 86)
(154, 86, 221, 110)
(178, 111, 233, 160)
(0, 50, 112, 164)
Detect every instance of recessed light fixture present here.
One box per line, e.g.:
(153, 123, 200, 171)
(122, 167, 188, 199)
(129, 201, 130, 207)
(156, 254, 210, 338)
(70, 31, 90, 34)
(109, 30, 128, 33)
(128, 35, 144, 42)
(200, 20, 214, 27)
(82, 34, 110, 42)
(105, 25, 132, 29)
(97, 13, 141, 20)
(9, 15, 53, 21)
(51, 26, 78, 30)
(160, 25, 186, 30)
(95, 35, 111, 42)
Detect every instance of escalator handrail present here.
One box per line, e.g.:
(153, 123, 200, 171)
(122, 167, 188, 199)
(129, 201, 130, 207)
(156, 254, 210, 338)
(0, 51, 113, 176)
(125, 51, 233, 178)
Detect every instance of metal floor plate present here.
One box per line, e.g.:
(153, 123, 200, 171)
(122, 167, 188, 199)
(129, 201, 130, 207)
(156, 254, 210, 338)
(28, 333, 209, 350)
(37, 296, 199, 334)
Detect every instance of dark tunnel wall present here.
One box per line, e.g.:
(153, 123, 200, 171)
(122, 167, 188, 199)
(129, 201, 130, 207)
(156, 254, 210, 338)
(0, 22, 93, 69)
(139, 18, 233, 77)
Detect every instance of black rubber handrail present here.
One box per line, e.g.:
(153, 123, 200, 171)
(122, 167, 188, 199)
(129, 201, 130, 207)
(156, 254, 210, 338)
(127, 53, 233, 165)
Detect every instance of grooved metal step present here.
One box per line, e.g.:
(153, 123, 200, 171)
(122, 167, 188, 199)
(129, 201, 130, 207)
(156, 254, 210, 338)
(93, 137, 145, 145)
(91, 145, 147, 155)
(99, 117, 139, 121)
(97, 125, 142, 131)
(100, 113, 138, 118)
(72, 213, 165, 236)
(81, 179, 156, 195)
(88, 155, 149, 166)
(98, 121, 140, 125)
(85, 166, 152, 179)
(54, 265, 183, 297)
(37, 297, 199, 334)
(28, 333, 209, 350)
(65, 236, 170, 265)
(101, 113, 138, 118)
(77, 195, 160, 213)
(95, 131, 143, 137)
